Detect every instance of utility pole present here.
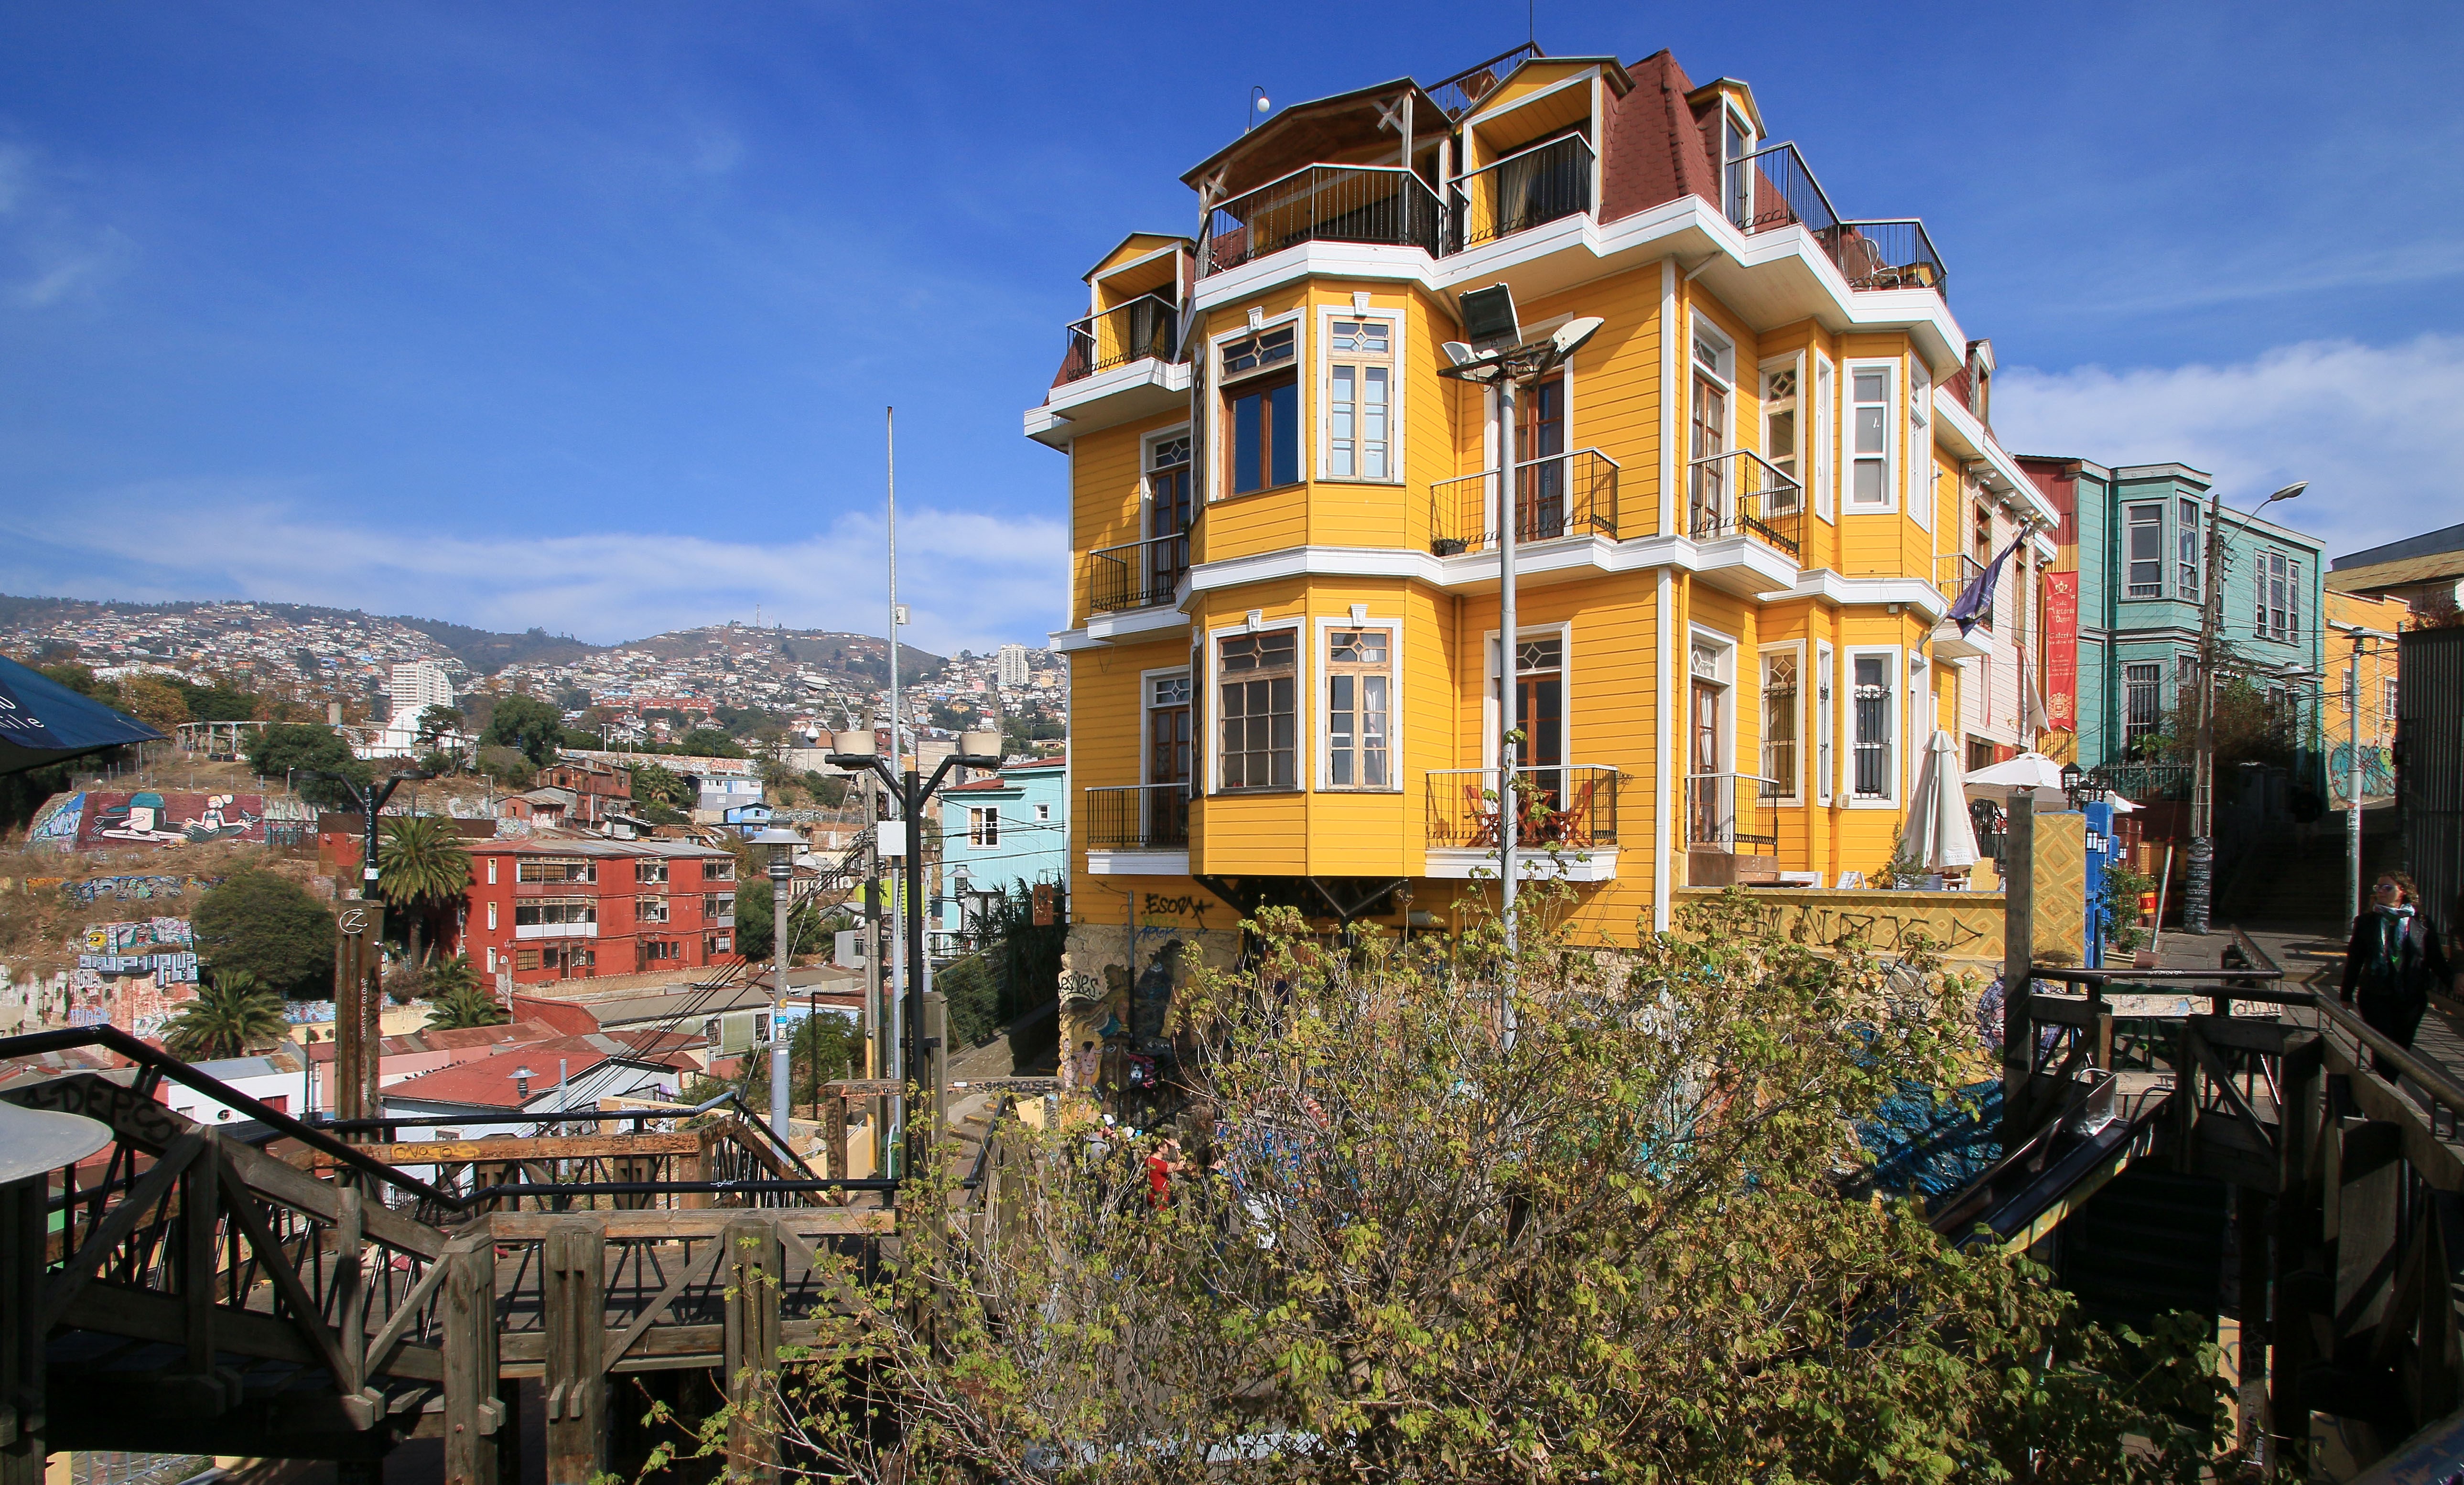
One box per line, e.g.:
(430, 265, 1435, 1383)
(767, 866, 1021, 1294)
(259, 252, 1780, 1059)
(2332, 622, 2388, 921)
(304, 767, 422, 1124)
(2185, 479, 2304, 935)
(755, 828, 800, 1139)
(884, 406, 906, 1167)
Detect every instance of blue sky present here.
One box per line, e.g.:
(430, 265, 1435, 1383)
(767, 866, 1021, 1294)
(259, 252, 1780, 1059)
(2, 1, 2458, 654)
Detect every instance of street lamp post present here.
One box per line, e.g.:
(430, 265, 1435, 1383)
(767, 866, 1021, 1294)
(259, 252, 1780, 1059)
(301, 766, 427, 1123)
(828, 723, 1004, 1177)
(751, 827, 804, 1138)
(2185, 480, 2304, 935)
(1436, 286, 1601, 1045)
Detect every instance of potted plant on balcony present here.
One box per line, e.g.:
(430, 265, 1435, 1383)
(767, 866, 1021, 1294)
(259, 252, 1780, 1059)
(1431, 536, 1468, 557)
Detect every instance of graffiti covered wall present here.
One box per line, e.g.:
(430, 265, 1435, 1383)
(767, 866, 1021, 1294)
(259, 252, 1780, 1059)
(25, 791, 270, 852)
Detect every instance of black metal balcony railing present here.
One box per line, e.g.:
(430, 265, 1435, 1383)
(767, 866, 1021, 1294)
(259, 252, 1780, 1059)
(1451, 133, 1595, 250)
(1684, 772, 1781, 853)
(1426, 765, 1620, 850)
(1202, 165, 1444, 274)
(1428, 448, 1620, 557)
(1052, 293, 1182, 387)
(1425, 42, 1545, 120)
(1820, 219, 1948, 293)
(1088, 532, 1189, 615)
(1722, 141, 1949, 297)
(1685, 450, 1804, 562)
(1085, 783, 1190, 850)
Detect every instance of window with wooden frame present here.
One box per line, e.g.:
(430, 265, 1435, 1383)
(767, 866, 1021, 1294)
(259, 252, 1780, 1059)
(2256, 551, 2296, 640)
(2124, 662, 2162, 754)
(637, 895, 669, 924)
(2126, 505, 2163, 597)
(1848, 363, 1893, 508)
(1223, 324, 1299, 495)
(516, 948, 541, 971)
(1217, 629, 1297, 791)
(2384, 677, 2400, 730)
(2175, 498, 2202, 601)
(1814, 641, 1836, 804)
(1762, 361, 1801, 513)
(634, 859, 667, 884)
(968, 807, 1000, 847)
(1324, 628, 1393, 790)
(1849, 651, 1896, 801)
(1325, 319, 1393, 481)
(702, 858, 734, 882)
(518, 856, 593, 884)
(704, 893, 732, 922)
(1813, 354, 1836, 522)
(1760, 648, 1800, 803)
(1906, 361, 1932, 530)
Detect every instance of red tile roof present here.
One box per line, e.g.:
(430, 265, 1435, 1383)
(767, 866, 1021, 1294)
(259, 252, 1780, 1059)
(379, 1029, 699, 1110)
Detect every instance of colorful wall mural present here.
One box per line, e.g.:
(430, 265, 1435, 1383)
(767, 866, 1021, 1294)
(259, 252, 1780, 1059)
(26, 791, 269, 852)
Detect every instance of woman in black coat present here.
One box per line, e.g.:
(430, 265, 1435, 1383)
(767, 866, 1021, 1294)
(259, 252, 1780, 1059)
(2340, 871, 2451, 1072)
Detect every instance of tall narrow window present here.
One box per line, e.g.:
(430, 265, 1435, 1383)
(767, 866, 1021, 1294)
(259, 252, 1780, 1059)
(968, 807, 999, 847)
(1851, 653, 1894, 800)
(2287, 559, 2302, 641)
(1762, 363, 1800, 513)
(1691, 335, 1731, 533)
(1849, 365, 1891, 507)
(1721, 110, 1755, 227)
(1813, 355, 1835, 522)
(1223, 326, 1298, 495)
(1510, 635, 1567, 812)
(2175, 497, 2201, 601)
(2174, 653, 2201, 718)
(2260, 551, 2291, 640)
(1761, 650, 1799, 802)
(1325, 628, 1392, 789)
(1150, 672, 1192, 845)
(2384, 677, 2401, 729)
(1815, 641, 1835, 804)
(2126, 505, 2163, 597)
(1907, 361, 1931, 522)
(1326, 320, 1392, 480)
(2119, 660, 2158, 753)
(1218, 630, 1297, 790)
(1147, 435, 1192, 600)
(1516, 373, 1567, 539)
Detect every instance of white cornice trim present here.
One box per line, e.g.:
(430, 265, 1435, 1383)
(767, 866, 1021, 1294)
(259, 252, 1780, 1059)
(1086, 848, 1191, 877)
(1185, 530, 1801, 598)
(1084, 604, 1191, 642)
(1758, 570, 1947, 620)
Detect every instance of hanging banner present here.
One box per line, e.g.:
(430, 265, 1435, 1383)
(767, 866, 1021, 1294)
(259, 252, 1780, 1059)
(2043, 570, 2080, 733)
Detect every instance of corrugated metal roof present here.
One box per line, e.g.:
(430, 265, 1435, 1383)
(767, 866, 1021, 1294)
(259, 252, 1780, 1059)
(468, 838, 729, 859)
(2327, 550, 2464, 593)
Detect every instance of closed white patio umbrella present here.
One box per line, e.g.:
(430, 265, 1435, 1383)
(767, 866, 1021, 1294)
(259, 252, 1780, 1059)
(1905, 730, 1979, 874)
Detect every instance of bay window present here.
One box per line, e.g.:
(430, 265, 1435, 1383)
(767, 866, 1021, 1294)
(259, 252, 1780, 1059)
(1223, 324, 1298, 495)
(1326, 319, 1392, 480)
(1218, 629, 1297, 791)
(2126, 504, 2162, 597)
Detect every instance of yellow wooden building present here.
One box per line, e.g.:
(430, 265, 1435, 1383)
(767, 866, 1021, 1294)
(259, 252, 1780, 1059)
(1027, 46, 2057, 990)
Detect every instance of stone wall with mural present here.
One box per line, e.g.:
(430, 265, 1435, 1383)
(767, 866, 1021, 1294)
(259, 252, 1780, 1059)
(27, 791, 271, 852)
(1058, 888, 1241, 1097)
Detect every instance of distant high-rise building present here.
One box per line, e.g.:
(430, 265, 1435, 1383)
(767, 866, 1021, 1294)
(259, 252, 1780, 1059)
(388, 660, 455, 723)
(997, 644, 1030, 689)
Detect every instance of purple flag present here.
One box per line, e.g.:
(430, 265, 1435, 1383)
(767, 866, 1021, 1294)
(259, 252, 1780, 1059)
(1949, 534, 2027, 638)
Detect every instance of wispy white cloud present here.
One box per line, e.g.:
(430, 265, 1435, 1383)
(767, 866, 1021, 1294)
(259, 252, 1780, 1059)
(0, 140, 137, 308)
(1994, 335, 2464, 561)
(0, 484, 1068, 655)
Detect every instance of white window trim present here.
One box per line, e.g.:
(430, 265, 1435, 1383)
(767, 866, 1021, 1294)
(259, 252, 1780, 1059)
(1137, 665, 1193, 787)
(1844, 357, 1898, 515)
(1316, 305, 1404, 484)
(1205, 309, 1306, 504)
(1814, 639, 1836, 805)
(1757, 640, 1805, 806)
(1907, 359, 1933, 533)
(1482, 350, 1579, 538)
(1139, 422, 1194, 538)
(1844, 644, 1902, 808)
(1481, 620, 1575, 785)
(1758, 350, 1807, 517)
(1313, 615, 1403, 792)
(1813, 352, 1837, 525)
(1205, 615, 1307, 794)
(1686, 624, 1739, 791)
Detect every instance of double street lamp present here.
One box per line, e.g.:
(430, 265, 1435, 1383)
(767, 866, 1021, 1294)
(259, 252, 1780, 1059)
(826, 723, 1005, 1169)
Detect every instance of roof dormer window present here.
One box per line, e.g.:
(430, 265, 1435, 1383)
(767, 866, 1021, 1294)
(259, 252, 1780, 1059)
(1721, 109, 1758, 228)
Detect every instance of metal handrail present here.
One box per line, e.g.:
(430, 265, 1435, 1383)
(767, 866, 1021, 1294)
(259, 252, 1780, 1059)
(1084, 782, 1191, 850)
(1450, 133, 1595, 248)
(1427, 765, 1621, 850)
(1087, 530, 1189, 614)
(1202, 164, 1443, 275)
(1826, 218, 1948, 293)
(1425, 43, 1544, 119)
(1721, 140, 1844, 238)
(1428, 447, 1620, 555)
(1686, 449, 1804, 559)
(1055, 292, 1182, 386)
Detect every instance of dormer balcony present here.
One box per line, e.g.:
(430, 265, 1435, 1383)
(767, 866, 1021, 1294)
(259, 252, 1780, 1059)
(1450, 133, 1595, 250)
(1203, 165, 1444, 275)
(1686, 450, 1804, 595)
(1052, 293, 1183, 387)
(1724, 141, 1949, 295)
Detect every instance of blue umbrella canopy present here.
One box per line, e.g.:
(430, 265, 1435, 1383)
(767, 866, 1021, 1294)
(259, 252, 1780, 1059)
(0, 654, 170, 775)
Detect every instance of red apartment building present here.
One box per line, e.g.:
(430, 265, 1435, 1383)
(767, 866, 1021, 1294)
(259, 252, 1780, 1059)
(453, 839, 740, 985)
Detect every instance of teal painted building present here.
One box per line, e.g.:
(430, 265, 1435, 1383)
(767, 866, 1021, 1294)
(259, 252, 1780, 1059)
(936, 758, 1068, 944)
(2020, 458, 2325, 776)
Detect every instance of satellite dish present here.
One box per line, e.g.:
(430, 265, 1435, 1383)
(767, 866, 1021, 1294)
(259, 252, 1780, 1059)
(1441, 342, 1481, 366)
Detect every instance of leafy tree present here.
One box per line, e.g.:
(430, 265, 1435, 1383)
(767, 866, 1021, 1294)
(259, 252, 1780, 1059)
(726, 892, 2246, 1483)
(246, 722, 371, 808)
(192, 871, 338, 999)
(162, 969, 289, 1061)
(375, 815, 472, 967)
(631, 762, 691, 808)
(171, 680, 262, 722)
(115, 675, 190, 734)
(38, 661, 108, 698)
(483, 692, 566, 765)
(732, 877, 839, 964)
(414, 703, 464, 749)
(728, 1011, 857, 1117)
(677, 726, 746, 758)
(474, 744, 536, 788)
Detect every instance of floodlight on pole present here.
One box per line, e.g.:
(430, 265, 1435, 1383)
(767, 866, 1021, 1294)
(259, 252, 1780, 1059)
(1435, 288, 1603, 1048)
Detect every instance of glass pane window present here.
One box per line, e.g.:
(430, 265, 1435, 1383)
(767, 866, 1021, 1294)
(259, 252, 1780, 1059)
(1220, 325, 1294, 376)
(1218, 630, 1297, 790)
(969, 807, 999, 847)
(1328, 319, 1393, 481)
(1230, 376, 1298, 493)
(1761, 651, 1799, 801)
(1850, 366, 1891, 506)
(1851, 654, 1893, 799)
(1762, 366, 1800, 510)
(2176, 498, 2201, 601)
(1326, 628, 1392, 789)
(2127, 505, 2162, 597)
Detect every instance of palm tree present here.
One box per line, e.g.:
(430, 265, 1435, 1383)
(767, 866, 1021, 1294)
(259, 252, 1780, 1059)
(163, 970, 289, 1062)
(426, 984, 508, 1031)
(376, 815, 472, 968)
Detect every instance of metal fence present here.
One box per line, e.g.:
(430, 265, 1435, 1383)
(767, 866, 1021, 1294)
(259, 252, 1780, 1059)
(1426, 766, 1620, 850)
(1054, 293, 1180, 386)
(1087, 532, 1189, 614)
(1083, 783, 1190, 850)
(1452, 134, 1594, 250)
(1427, 449, 1619, 556)
(1203, 165, 1443, 274)
(1685, 450, 1804, 561)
